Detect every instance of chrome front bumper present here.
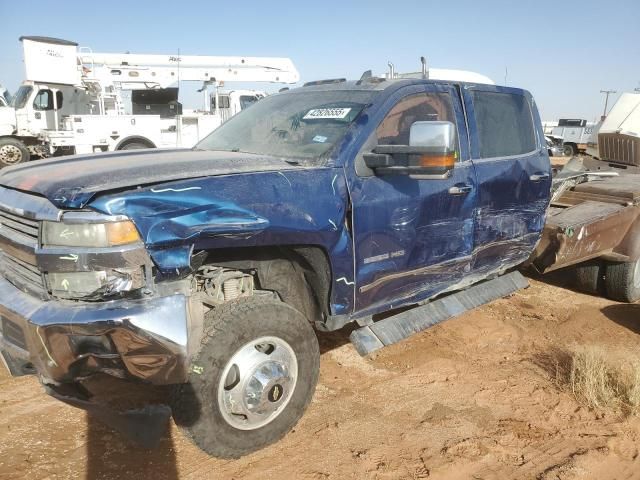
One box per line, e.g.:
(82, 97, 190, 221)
(0, 275, 192, 385)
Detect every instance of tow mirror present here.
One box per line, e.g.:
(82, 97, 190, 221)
(364, 121, 457, 178)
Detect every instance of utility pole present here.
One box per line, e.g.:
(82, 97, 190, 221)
(600, 89, 617, 118)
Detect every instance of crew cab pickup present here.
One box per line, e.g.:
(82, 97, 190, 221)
(0, 75, 551, 457)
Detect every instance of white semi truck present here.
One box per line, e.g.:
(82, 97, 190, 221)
(0, 36, 299, 167)
(585, 92, 640, 168)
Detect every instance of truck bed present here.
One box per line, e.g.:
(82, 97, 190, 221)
(530, 175, 640, 273)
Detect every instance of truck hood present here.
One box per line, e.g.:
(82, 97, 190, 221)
(0, 106, 16, 134)
(0, 148, 306, 208)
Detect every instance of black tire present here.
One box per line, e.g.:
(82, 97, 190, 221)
(258, 257, 321, 323)
(605, 259, 640, 303)
(574, 261, 604, 294)
(0, 138, 30, 167)
(119, 142, 149, 150)
(563, 144, 576, 156)
(171, 297, 320, 458)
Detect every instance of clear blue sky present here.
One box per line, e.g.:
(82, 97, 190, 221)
(1, 0, 638, 122)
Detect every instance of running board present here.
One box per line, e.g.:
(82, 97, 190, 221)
(349, 271, 528, 356)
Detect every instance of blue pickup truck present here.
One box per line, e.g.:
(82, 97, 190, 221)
(0, 73, 551, 457)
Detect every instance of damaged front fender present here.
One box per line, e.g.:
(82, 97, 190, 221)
(88, 167, 357, 314)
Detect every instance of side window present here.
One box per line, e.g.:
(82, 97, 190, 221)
(212, 95, 231, 109)
(56, 91, 63, 109)
(376, 93, 456, 146)
(472, 91, 536, 158)
(239, 95, 259, 110)
(33, 90, 52, 110)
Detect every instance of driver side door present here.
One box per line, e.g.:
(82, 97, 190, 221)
(350, 84, 477, 314)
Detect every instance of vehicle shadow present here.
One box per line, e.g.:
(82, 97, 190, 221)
(85, 413, 179, 480)
(317, 325, 356, 355)
(81, 377, 180, 480)
(601, 304, 640, 335)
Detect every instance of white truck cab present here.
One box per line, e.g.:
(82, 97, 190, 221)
(1, 36, 299, 166)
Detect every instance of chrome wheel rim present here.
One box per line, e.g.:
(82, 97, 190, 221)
(217, 336, 298, 430)
(0, 145, 23, 165)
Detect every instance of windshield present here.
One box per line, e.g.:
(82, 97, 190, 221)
(1, 89, 11, 106)
(10, 85, 33, 109)
(196, 90, 375, 161)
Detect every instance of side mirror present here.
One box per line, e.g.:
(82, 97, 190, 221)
(364, 121, 457, 178)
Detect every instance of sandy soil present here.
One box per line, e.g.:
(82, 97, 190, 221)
(1, 271, 640, 480)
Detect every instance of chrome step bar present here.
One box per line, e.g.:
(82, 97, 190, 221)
(350, 271, 529, 356)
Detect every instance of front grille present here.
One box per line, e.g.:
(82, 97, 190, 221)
(599, 133, 640, 167)
(0, 209, 39, 241)
(0, 252, 47, 297)
(0, 207, 47, 299)
(1, 317, 27, 350)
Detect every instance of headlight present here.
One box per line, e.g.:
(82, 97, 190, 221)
(47, 268, 145, 300)
(42, 220, 141, 247)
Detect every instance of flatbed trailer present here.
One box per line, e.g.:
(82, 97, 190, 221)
(529, 163, 640, 302)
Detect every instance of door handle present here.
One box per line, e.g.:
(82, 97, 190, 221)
(448, 184, 473, 195)
(530, 172, 550, 182)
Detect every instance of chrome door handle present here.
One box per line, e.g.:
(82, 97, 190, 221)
(448, 184, 473, 195)
(530, 172, 550, 182)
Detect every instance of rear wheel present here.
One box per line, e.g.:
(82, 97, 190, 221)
(171, 297, 319, 458)
(563, 144, 576, 156)
(605, 259, 640, 302)
(0, 138, 30, 167)
(119, 142, 149, 150)
(574, 261, 604, 294)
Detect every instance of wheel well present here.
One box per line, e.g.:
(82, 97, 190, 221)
(193, 246, 332, 318)
(116, 136, 156, 150)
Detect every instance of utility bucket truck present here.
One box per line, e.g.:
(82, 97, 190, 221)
(0, 36, 299, 167)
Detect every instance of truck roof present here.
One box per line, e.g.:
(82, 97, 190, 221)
(290, 76, 504, 96)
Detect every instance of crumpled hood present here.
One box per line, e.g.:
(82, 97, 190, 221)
(0, 149, 304, 208)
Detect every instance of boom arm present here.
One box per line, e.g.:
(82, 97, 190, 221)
(83, 53, 300, 90)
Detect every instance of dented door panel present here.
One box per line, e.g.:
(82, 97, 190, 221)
(348, 84, 477, 314)
(463, 85, 551, 276)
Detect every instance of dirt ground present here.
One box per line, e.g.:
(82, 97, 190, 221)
(1, 271, 640, 480)
(2, 159, 640, 480)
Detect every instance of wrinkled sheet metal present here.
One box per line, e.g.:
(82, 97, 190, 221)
(0, 275, 190, 384)
(89, 167, 356, 315)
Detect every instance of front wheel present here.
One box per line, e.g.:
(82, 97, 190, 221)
(0, 138, 30, 167)
(171, 297, 320, 458)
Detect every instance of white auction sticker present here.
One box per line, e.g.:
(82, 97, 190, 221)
(303, 108, 352, 120)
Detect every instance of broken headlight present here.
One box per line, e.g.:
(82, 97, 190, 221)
(47, 268, 145, 300)
(42, 220, 141, 248)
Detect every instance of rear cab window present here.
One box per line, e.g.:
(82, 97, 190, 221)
(471, 91, 536, 158)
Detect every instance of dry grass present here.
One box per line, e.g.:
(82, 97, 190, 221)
(566, 346, 640, 415)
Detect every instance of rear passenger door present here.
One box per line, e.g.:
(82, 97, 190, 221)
(464, 86, 551, 275)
